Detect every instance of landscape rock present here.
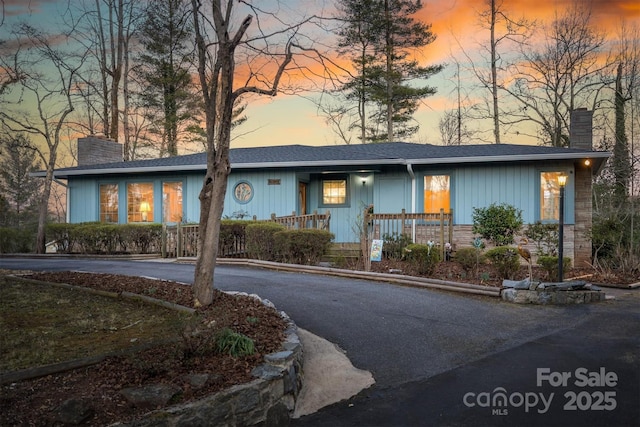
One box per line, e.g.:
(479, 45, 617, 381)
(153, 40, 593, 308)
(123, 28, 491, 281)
(120, 383, 182, 410)
(53, 398, 94, 425)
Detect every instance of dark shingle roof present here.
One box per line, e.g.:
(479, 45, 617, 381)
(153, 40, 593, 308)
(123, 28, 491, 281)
(49, 142, 610, 178)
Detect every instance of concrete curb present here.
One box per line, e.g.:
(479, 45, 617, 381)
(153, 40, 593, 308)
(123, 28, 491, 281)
(178, 257, 503, 298)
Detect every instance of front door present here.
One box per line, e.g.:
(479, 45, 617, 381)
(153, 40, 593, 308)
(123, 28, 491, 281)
(298, 182, 307, 215)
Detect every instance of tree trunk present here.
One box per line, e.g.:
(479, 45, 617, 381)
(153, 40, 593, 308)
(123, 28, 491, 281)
(490, 0, 500, 144)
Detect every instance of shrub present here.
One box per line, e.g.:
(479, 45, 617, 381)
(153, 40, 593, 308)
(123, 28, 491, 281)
(245, 222, 286, 261)
(485, 246, 520, 280)
(46, 222, 162, 254)
(455, 246, 486, 274)
(524, 222, 558, 256)
(274, 229, 334, 265)
(216, 328, 255, 357)
(120, 224, 162, 253)
(45, 223, 75, 253)
(472, 203, 523, 246)
(219, 220, 249, 257)
(537, 256, 572, 281)
(382, 232, 412, 261)
(0, 227, 35, 253)
(404, 243, 441, 275)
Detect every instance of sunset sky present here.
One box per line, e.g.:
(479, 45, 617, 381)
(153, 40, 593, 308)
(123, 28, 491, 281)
(2, 0, 639, 151)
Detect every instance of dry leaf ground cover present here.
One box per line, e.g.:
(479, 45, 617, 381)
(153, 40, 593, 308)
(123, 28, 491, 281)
(0, 271, 287, 426)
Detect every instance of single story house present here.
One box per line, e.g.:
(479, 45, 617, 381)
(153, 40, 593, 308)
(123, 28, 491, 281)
(49, 113, 609, 267)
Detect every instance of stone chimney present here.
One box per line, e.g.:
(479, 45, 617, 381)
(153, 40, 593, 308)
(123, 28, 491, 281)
(569, 108, 593, 150)
(77, 136, 123, 165)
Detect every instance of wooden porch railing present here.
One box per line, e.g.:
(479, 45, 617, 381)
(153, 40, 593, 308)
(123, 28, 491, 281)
(363, 207, 454, 260)
(270, 210, 331, 231)
(162, 210, 331, 258)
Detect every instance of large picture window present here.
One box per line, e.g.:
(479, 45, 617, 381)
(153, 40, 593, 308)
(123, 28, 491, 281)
(424, 175, 450, 213)
(99, 184, 119, 223)
(540, 172, 563, 221)
(321, 178, 348, 206)
(163, 182, 183, 223)
(127, 183, 154, 222)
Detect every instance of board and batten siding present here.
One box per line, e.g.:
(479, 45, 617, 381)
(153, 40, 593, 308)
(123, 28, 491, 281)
(305, 173, 375, 243)
(452, 162, 575, 225)
(224, 170, 298, 219)
(68, 178, 97, 223)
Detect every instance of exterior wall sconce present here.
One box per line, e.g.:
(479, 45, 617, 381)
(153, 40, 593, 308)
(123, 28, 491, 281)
(584, 159, 591, 167)
(362, 179, 366, 186)
(140, 201, 151, 222)
(557, 174, 567, 281)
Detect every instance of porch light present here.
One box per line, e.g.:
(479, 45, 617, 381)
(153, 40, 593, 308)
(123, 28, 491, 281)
(584, 159, 591, 167)
(140, 201, 151, 222)
(557, 174, 567, 282)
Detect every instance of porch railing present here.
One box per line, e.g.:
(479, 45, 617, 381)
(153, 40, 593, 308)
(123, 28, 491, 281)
(364, 207, 454, 260)
(162, 210, 331, 258)
(270, 210, 331, 231)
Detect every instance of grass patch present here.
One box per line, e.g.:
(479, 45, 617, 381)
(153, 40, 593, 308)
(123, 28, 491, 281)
(0, 278, 194, 373)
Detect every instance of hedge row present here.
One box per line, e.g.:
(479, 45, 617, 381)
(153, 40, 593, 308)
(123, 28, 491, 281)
(245, 223, 334, 265)
(46, 222, 163, 254)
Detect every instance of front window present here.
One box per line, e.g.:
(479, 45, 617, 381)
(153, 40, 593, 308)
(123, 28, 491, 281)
(127, 183, 154, 222)
(99, 184, 119, 223)
(322, 178, 348, 206)
(540, 172, 564, 221)
(424, 175, 450, 213)
(163, 182, 183, 223)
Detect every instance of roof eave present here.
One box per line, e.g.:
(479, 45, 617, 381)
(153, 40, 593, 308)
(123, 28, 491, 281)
(406, 152, 611, 165)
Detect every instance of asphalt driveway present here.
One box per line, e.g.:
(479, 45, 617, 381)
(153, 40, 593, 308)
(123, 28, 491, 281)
(1, 257, 638, 426)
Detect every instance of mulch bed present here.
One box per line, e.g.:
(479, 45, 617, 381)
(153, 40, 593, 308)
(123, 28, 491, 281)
(0, 271, 288, 426)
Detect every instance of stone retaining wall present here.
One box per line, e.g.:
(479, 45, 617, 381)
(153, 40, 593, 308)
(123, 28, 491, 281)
(501, 283, 605, 305)
(122, 292, 304, 427)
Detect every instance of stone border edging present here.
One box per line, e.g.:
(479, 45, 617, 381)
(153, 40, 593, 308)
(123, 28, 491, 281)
(121, 291, 303, 426)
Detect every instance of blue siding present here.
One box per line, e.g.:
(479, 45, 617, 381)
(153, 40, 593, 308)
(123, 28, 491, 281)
(66, 161, 576, 242)
(224, 171, 298, 219)
(375, 173, 409, 213)
(68, 179, 97, 223)
(450, 163, 574, 224)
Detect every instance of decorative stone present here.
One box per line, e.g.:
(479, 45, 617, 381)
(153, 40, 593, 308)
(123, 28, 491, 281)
(186, 373, 212, 389)
(120, 383, 182, 409)
(252, 364, 284, 380)
(501, 288, 517, 302)
(265, 351, 294, 367)
(54, 398, 94, 425)
(235, 387, 261, 414)
(502, 279, 530, 289)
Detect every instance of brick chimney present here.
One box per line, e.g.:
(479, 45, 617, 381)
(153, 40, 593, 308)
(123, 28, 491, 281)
(77, 136, 123, 165)
(569, 108, 593, 150)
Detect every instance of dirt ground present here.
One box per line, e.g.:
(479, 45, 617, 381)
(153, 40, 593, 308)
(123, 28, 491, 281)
(0, 271, 287, 426)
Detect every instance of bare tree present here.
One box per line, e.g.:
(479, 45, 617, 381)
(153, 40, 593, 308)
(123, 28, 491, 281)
(72, 0, 139, 156)
(505, 2, 609, 146)
(0, 24, 88, 252)
(190, 0, 328, 306)
(456, 0, 532, 144)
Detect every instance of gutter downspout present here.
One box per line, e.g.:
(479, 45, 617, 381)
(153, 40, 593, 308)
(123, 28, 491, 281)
(407, 163, 416, 241)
